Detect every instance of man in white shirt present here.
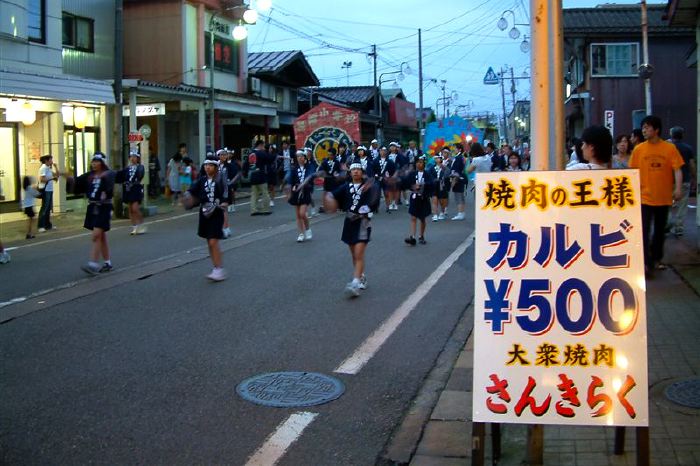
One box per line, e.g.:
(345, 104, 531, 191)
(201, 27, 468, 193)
(38, 155, 58, 232)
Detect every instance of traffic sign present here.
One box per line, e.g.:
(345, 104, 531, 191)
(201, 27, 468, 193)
(483, 67, 499, 85)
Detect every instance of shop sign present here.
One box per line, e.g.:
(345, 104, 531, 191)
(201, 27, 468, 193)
(472, 170, 648, 426)
(122, 103, 166, 117)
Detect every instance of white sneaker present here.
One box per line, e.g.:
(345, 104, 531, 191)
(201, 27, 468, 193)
(310, 208, 317, 217)
(38, 228, 46, 233)
(438, 213, 446, 220)
(451, 213, 465, 221)
(230, 204, 236, 212)
(344, 281, 360, 298)
(270, 200, 275, 207)
(432, 215, 439, 222)
(0, 251, 10, 264)
(304, 229, 313, 240)
(130, 226, 138, 235)
(206, 267, 227, 281)
(297, 233, 305, 242)
(136, 224, 147, 235)
(390, 202, 397, 210)
(359, 274, 367, 290)
(222, 227, 231, 238)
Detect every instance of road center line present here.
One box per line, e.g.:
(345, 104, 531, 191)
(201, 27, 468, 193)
(334, 232, 475, 375)
(245, 412, 318, 466)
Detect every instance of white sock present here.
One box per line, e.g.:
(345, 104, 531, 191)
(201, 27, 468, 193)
(352, 277, 361, 286)
(104, 260, 112, 266)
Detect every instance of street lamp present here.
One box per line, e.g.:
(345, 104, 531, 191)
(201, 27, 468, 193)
(209, 2, 265, 150)
(497, 9, 529, 43)
(341, 61, 352, 86)
(436, 80, 458, 119)
(520, 35, 530, 53)
(377, 61, 413, 137)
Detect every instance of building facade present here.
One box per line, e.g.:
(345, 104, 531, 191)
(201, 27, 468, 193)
(563, 4, 696, 146)
(0, 0, 116, 214)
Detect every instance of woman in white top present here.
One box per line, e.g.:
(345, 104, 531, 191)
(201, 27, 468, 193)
(566, 126, 613, 171)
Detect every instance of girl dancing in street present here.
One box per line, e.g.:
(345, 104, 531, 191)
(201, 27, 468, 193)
(324, 162, 379, 298)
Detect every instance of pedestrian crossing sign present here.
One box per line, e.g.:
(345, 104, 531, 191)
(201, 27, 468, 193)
(483, 67, 499, 85)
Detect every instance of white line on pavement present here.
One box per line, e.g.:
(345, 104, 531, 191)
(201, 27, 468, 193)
(245, 412, 318, 466)
(334, 232, 476, 375)
(4, 193, 291, 252)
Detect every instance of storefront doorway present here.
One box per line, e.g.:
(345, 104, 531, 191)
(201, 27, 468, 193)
(0, 123, 19, 212)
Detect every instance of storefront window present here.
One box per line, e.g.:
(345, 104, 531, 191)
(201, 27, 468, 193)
(0, 125, 18, 204)
(62, 106, 100, 180)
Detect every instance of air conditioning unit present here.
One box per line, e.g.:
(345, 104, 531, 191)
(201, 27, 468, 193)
(249, 77, 261, 94)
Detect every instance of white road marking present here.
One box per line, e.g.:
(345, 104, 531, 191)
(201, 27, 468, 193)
(334, 232, 475, 375)
(245, 412, 318, 466)
(3, 193, 290, 252)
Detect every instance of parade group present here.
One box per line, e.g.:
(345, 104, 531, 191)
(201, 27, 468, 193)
(4, 117, 690, 297)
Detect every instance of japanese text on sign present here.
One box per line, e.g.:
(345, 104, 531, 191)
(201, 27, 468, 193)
(472, 170, 648, 427)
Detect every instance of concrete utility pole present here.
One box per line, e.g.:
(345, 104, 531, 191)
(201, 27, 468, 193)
(530, 0, 564, 171)
(418, 28, 423, 149)
(500, 68, 508, 143)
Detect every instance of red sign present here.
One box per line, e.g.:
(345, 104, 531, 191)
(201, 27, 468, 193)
(294, 103, 361, 161)
(389, 98, 417, 127)
(128, 131, 143, 142)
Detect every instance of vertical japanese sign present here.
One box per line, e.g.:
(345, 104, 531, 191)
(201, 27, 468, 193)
(604, 110, 615, 138)
(472, 170, 648, 426)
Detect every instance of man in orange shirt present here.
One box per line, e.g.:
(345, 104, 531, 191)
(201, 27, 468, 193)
(629, 115, 684, 276)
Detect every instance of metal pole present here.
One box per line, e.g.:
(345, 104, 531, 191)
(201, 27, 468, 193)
(418, 28, 423, 149)
(442, 82, 447, 119)
(641, 0, 652, 115)
(114, 0, 123, 167)
(372, 44, 379, 141)
(209, 14, 216, 152)
(530, 0, 564, 171)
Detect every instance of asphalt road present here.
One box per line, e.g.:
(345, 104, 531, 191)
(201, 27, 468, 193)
(1, 191, 476, 465)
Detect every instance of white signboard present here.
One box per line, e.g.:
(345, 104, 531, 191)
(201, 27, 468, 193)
(604, 110, 614, 137)
(122, 103, 166, 117)
(472, 170, 648, 426)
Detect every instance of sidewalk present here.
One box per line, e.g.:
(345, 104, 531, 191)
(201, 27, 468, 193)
(0, 190, 252, 246)
(387, 206, 700, 465)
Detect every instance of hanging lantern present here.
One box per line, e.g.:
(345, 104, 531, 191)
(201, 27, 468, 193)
(21, 101, 36, 126)
(61, 105, 74, 126)
(242, 8, 258, 24)
(74, 106, 88, 129)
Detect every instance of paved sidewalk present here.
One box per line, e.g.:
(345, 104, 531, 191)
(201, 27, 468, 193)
(387, 208, 700, 466)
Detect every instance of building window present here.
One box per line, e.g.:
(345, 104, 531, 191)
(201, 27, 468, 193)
(590, 43, 639, 77)
(204, 32, 240, 75)
(63, 13, 94, 52)
(27, 0, 45, 43)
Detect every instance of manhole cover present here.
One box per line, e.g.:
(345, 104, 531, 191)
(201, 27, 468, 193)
(236, 371, 345, 408)
(664, 378, 700, 409)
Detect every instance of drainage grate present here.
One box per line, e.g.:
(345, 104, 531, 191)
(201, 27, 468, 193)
(236, 371, 345, 408)
(664, 378, 700, 409)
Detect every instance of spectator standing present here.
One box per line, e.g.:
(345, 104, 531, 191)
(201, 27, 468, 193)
(37, 155, 59, 232)
(566, 125, 612, 170)
(629, 116, 684, 276)
(22, 176, 40, 239)
(612, 134, 632, 169)
(166, 152, 183, 205)
(244, 140, 272, 215)
(667, 126, 696, 237)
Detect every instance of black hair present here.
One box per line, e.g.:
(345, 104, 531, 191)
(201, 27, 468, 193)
(571, 138, 585, 163)
(22, 175, 32, 190)
(630, 128, 644, 142)
(614, 134, 630, 154)
(172, 153, 183, 162)
(338, 142, 347, 148)
(508, 152, 522, 169)
(470, 143, 485, 158)
(641, 115, 662, 133)
(178, 143, 187, 149)
(487, 142, 496, 150)
(40, 154, 52, 164)
(581, 125, 613, 165)
(454, 143, 464, 151)
(670, 126, 684, 140)
(254, 140, 265, 148)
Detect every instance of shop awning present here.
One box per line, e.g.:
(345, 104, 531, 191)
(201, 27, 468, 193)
(214, 98, 277, 116)
(0, 69, 116, 104)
